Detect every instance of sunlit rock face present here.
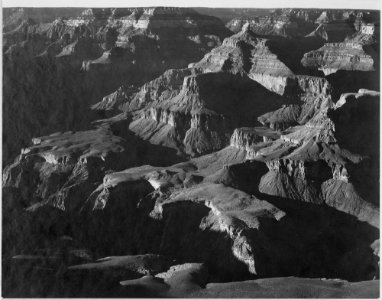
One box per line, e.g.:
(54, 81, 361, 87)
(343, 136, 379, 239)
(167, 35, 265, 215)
(301, 42, 375, 75)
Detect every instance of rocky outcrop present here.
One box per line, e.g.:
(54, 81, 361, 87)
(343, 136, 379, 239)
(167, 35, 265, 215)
(91, 85, 138, 112)
(3, 124, 126, 212)
(93, 68, 197, 113)
(258, 105, 302, 130)
(296, 74, 332, 97)
(252, 90, 380, 227)
(322, 180, 379, 227)
(193, 26, 297, 95)
(259, 159, 331, 204)
(257, 76, 333, 130)
(128, 72, 285, 156)
(301, 42, 375, 75)
(151, 183, 286, 275)
(230, 127, 280, 149)
(248, 47, 295, 96)
(2, 115, 182, 213)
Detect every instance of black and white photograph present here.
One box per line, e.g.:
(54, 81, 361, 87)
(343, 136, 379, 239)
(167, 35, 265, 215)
(1, 0, 380, 297)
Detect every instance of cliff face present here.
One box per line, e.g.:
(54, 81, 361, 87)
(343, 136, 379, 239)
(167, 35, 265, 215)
(257, 76, 333, 130)
(230, 127, 280, 150)
(301, 42, 375, 75)
(192, 27, 298, 96)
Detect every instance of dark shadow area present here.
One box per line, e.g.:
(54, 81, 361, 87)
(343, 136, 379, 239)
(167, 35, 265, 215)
(326, 70, 380, 100)
(159, 201, 253, 282)
(207, 159, 379, 281)
(2, 187, 253, 297)
(252, 192, 379, 282)
(207, 160, 269, 195)
(346, 159, 380, 207)
(327, 94, 379, 207)
(192, 72, 291, 125)
(328, 93, 379, 159)
(267, 36, 326, 75)
(107, 115, 187, 167)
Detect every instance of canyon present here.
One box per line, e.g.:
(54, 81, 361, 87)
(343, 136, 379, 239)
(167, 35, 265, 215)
(2, 6, 380, 298)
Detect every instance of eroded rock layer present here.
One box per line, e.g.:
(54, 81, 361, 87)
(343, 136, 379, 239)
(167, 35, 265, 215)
(302, 42, 375, 75)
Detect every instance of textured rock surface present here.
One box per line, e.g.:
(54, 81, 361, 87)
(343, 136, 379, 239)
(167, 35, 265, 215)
(2, 7, 230, 165)
(253, 90, 380, 227)
(91, 25, 338, 159)
(127, 73, 286, 156)
(302, 42, 375, 75)
(226, 9, 320, 38)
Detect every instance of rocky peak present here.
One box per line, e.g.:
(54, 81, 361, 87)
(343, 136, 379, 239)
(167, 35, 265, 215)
(230, 127, 280, 151)
(222, 25, 261, 47)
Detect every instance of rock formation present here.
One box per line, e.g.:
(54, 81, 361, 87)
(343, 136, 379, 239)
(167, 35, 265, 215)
(91, 25, 338, 159)
(226, 9, 320, 38)
(232, 89, 379, 228)
(302, 42, 375, 75)
(2, 7, 230, 165)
